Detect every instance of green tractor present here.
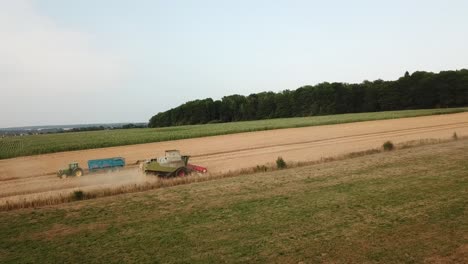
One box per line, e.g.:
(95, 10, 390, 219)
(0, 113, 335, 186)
(57, 162, 84, 179)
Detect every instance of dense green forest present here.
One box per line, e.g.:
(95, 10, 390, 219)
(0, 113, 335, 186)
(149, 70, 468, 127)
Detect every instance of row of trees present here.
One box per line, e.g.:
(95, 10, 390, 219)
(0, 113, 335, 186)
(149, 70, 468, 127)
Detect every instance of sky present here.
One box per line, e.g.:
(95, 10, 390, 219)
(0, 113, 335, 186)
(1, 0, 467, 128)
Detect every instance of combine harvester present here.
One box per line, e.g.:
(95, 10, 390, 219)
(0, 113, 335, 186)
(141, 150, 207, 177)
(58, 157, 125, 179)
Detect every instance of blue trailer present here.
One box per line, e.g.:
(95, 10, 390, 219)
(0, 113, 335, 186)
(87, 157, 125, 172)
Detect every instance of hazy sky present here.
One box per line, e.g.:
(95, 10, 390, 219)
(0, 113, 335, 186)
(1, 0, 467, 128)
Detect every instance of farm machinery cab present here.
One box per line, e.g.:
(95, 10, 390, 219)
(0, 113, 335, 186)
(57, 162, 84, 179)
(141, 150, 207, 177)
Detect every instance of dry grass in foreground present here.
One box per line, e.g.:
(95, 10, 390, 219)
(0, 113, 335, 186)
(1, 136, 465, 211)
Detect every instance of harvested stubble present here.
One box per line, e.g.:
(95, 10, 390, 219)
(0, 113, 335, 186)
(1, 135, 465, 211)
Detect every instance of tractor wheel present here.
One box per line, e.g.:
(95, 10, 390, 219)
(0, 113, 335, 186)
(174, 168, 187, 177)
(74, 168, 84, 177)
(60, 174, 67, 179)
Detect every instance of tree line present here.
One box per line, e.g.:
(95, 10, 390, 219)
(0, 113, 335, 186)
(149, 69, 468, 127)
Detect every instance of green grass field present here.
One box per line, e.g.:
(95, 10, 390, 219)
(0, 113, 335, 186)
(1, 139, 467, 263)
(1, 108, 467, 159)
